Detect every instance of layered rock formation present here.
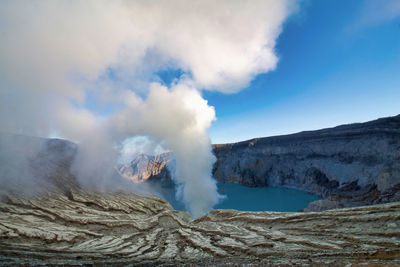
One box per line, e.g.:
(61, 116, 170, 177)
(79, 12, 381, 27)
(0, 133, 150, 198)
(1, 190, 399, 266)
(1, 121, 400, 265)
(121, 115, 400, 211)
(213, 115, 400, 210)
(117, 153, 173, 184)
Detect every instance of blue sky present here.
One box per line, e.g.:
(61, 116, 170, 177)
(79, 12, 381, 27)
(168, 0, 399, 144)
(81, 1, 400, 144)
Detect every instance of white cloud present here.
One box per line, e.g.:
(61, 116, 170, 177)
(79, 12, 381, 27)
(111, 82, 220, 216)
(0, 0, 298, 216)
(354, 0, 400, 29)
(117, 136, 167, 165)
(0, 0, 297, 95)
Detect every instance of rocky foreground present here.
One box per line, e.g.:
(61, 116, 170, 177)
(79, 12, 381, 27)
(1, 116, 400, 265)
(0, 191, 399, 266)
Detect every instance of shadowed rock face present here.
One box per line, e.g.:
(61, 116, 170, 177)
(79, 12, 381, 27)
(1, 122, 400, 265)
(212, 115, 400, 210)
(0, 133, 145, 198)
(0, 133, 79, 196)
(0, 191, 399, 266)
(124, 115, 400, 211)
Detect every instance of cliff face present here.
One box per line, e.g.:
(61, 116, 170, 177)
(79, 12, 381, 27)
(2, 114, 400, 213)
(117, 153, 173, 183)
(1, 191, 399, 266)
(1, 126, 400, 265)
(0, 133, 79, 196)
(212, 115, 400, 210)
(122, 115, 400, 210)
(0, 133, 144, 197)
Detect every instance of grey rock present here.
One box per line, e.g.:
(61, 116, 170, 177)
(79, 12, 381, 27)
(0, 133, 79, 196)
(0, 191, 400, 266)
(212, 115, 400, 211)
(117, 153, 173, 184)
(2, 114, 400, 213)
(127, 115, 400, 211)
(1, 128, 400, 265)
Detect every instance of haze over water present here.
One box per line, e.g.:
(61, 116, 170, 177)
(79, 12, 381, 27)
(160, 183, 321, 213)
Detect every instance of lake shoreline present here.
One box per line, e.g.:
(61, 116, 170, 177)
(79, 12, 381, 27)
(156, 182, 322, 213)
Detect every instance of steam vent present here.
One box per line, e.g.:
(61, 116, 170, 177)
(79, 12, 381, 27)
(1, 115, 400, 266)
(1, 0, 400, 266)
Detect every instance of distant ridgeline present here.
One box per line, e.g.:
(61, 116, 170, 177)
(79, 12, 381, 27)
(119, 114, 400, 211)
(1, 120, 400, 265)
(0, 133, 79, 196)
(1, 114, 400, 211)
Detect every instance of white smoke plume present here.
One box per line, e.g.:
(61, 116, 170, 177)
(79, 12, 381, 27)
(111, 81, 219, 216)
(117, 136, 167, 165)
(0, 0, 298, 216)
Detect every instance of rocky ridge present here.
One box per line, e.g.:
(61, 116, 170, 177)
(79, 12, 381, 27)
(120, 115, 400, 211)
(117, 153, 173, 183)
(1, 190, 399, 266)
(213, 114, 400, 211)
(0, 133, 79, 196)
(1, 123, 400, 265)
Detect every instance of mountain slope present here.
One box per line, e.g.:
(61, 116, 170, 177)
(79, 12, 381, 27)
(117, 153, 173, 183)
(120, 115, 400, 211)
(1, 121, 400, 265)
(0, 133, 79, 196)
(213, 114, 400, 210)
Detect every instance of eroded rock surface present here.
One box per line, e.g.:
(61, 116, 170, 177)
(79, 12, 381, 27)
(0, 191, 399, 266)
(124, 115, 400, 211)
(1, 126, 400, 265)
(213, 115, 400, 211)
(117, 153, 173, 184)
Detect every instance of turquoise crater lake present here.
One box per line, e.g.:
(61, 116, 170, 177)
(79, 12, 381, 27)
(158, 182, 321, 212)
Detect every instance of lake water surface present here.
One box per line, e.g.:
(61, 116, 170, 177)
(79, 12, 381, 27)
(159, 182, 321, 212)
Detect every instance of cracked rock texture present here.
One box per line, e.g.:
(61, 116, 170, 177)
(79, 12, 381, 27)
(1, 117, 400, 265)
(0, 191, 400, 266)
